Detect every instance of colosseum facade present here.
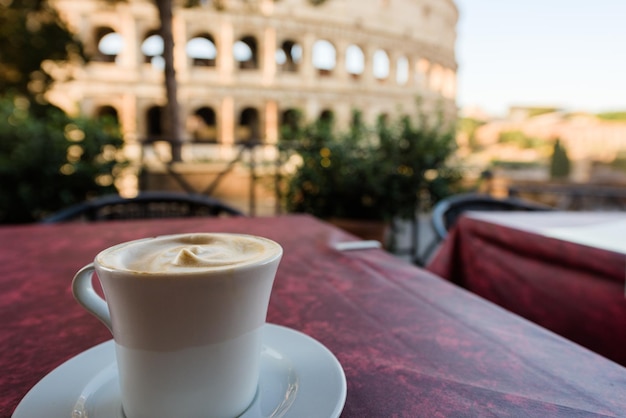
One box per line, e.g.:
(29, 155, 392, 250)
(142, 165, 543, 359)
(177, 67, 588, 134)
(47, 0, 458, 200)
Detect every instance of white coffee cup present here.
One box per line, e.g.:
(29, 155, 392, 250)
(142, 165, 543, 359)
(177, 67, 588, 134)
(72, 233, 282, 418)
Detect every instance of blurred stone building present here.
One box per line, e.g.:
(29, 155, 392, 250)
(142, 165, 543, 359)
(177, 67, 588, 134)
(47, 0, 458, 202)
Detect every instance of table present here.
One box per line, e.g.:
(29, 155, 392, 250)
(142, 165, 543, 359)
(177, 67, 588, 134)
(427, 211, 626, 367)
(3, 215, 626, 417)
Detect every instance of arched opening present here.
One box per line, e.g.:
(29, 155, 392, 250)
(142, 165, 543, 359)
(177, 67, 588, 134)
(95, 105, 119, 123)
(189, 106, 217, 142)
(94, 27, 122, 63)
(141, 31, 164, 69)
(279, 108, 301, 139)
(312, 39, 336, 76)
(345, 44, 364, 80)
(234, 36, 258, 70)
(396, 56, 409, 85)
(373, 49, 390, 81)
(186, 34, 217, 67)
(276, 40, 302, 72)
(146, 105, 165, 140)
(319, 109, 334, 125)
(237, 107, 260, 143)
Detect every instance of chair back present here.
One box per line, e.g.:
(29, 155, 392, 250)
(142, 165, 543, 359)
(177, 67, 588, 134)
(42, 192, 244, 223)
(431, 193, 553, 240)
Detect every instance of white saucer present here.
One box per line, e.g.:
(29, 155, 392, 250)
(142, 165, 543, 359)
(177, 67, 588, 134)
(12, 324, 347, 418)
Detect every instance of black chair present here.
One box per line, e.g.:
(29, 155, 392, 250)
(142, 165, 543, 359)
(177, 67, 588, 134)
(431, 192, 554, 240)
(42, 191, 245, 223)
(432, 193, 553, 240)
(420, 193, 553, 263)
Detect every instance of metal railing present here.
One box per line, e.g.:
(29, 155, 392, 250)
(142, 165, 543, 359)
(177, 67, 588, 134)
(140, 139, 284, 217)
(509, 183, 626, 211)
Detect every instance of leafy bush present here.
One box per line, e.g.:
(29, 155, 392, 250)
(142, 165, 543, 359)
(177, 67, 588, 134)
(0, 97, 126, 223)
(526, 107, 559, 118)
(596, 112, 626, 122)
(498, 130, 543, 149)
(282, 105, 461, 221)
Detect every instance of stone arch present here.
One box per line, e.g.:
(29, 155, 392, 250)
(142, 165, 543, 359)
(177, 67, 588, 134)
(237, 107, 260, 143)
(93, 26, 122, 63)
(186, 33, 217, 67)
(319, 108, 335, 125)
(95, 105, 119, 123)
(312, 39, 336, 76)
(189, 106, 217, 142)
(373, 49, 390, 81)
(276, 39, 302, 72)
(279, 108, 302, 139)
(345, 44, 365, 80)
(141, 30, 163, 69)
(146, 105, 165, 140)
(396, 55, 409, 86)
(234, 35, 258, 70)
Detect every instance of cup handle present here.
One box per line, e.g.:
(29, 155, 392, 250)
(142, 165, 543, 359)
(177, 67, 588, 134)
(72, 263, 112, 332)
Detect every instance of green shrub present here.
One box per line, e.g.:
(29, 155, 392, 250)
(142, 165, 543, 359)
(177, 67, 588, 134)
(282, 104, 461, 221)
(498, 130, 544, 148)
(597, 112, 626, 121)
(0, 97, 126, 223)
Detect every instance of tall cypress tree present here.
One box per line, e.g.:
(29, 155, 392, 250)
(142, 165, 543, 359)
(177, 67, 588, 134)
(550, 138, 571, 179)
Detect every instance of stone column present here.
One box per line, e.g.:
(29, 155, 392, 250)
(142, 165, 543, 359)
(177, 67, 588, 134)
(362, 44, 375, 85)
(415, 57, 430, 91)
(262, 26, 276, 86)
(334, 39, 349, 82)
(300, 32, 316, 86)
(218, 20, 234, 84)
(387, 50, 397, 86)
(265, 100, 278, 144)
(119, 9, 138, 71)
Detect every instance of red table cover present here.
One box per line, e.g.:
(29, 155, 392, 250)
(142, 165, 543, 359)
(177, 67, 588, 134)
(427, 212, 626, 367)
(3, 215, 626, 417)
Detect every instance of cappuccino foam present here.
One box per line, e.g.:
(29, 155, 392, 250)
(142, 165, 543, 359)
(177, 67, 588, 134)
(97, 233, 281, 274)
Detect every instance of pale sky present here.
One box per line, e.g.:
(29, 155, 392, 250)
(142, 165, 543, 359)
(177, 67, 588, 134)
(454, 0, 626, 116)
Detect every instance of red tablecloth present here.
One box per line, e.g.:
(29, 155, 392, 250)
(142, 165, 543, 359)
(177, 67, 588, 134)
(427, 211, 626, 367)
(3, 215, 626, 417)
